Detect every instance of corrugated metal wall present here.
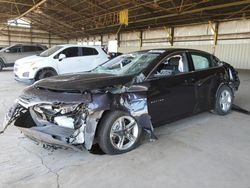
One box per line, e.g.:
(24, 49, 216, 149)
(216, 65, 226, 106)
(215, 43, 250, 69)
(6, 19, 248, 69)
(115, 20, 250, 69)
(0, 26, 68, 48)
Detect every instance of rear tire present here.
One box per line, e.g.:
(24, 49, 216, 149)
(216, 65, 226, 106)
(97, 111, 142, 155)
(214, 85, 234, 115)
(0, 59, 4, 71)
(36, 69, 57, 81)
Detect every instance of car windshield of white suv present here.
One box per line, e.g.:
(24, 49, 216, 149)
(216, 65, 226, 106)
(93, 50, 164, 76)
(39, 46, 63, 57)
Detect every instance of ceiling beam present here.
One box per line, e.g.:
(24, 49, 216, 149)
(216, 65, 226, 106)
(15, 0, 48, 21)
(34, 12, 74, 29)
(0, 0, 33, 7)
(0, 0, 48, 32)
(129, 0, 250, 24)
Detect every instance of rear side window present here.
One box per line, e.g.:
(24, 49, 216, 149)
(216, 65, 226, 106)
(211, 55, 221, 66)
(23, 46, 37, 52)
(191, 52, 214, 70)
(60, 47, 79, 58)
(36, 46, 44, 51)
(102, 47, 108, 54)
(79, 47, 99, 56)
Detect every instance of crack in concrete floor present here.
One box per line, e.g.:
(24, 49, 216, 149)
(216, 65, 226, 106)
(18, 141, 61, 188)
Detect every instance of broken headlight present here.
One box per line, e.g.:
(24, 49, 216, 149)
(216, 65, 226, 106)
(33, 103, 88, 129)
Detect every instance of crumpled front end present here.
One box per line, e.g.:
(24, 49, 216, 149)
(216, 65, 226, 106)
(2, 84, 156, 150)
(2, 85, 100, 149)
(223, 62, 240, 91)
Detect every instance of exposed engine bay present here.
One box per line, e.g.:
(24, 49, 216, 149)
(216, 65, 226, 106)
(31, 103, 88, 144)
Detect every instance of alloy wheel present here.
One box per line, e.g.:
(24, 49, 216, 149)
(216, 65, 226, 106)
(109, 116, 139, 150)
(219, 90, 232, 112)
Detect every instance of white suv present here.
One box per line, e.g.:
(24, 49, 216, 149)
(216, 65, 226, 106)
(14, 44, 109, 84)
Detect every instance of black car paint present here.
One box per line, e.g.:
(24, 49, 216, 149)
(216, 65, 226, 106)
(147, 71, 196, 125)
(34, 73, 134, 92)
(2, 48, 240, 151)
(147, 50, 231, 125)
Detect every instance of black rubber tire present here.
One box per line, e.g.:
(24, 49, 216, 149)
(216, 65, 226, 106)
(214, 85, 234, 115)
(36, 69, 57, 80)
(97, 111, 142, 155)
(0, 59, 4, 71)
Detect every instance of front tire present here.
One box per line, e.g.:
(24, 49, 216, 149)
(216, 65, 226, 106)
(36, 69, 57, 81)
(214, 85, 234, 115)
(97, 111, 142, 155)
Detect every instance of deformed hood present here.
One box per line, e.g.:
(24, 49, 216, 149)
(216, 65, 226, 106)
(34, 73, 134, 92)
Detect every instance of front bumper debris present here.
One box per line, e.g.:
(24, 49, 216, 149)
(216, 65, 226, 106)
(19, 127, 83, 151)
(1, 102, 26, 134)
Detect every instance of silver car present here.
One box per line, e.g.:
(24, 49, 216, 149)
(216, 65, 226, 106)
(0, 44, 47, 71)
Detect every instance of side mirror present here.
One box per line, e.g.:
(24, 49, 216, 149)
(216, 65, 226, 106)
(5, 49, 10, 53)
(58, 54, 66, 61)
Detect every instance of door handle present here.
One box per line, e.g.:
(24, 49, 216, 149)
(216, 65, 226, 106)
(184, 78, 195, 83)
(197, 80, 202, 87)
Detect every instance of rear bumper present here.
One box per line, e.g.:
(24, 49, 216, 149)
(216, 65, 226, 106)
(14, 74, 35, 84)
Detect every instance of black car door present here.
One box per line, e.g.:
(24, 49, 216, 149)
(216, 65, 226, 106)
(146, 51, 196, 125)
(187, 51, 223, 112)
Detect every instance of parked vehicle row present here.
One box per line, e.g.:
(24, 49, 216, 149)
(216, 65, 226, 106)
(0, 44, 47, 71)
(14, 44, 109, 83)
(3, 48, 240, 155)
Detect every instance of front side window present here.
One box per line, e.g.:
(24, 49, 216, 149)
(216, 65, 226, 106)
(191, 52, 214, 70)
(23, 46, 37, 52)
(8, 45, 22, 53)
(153, 52, 189, 77)
(36, 46, 44, 51)
(61, 47, 79, 58)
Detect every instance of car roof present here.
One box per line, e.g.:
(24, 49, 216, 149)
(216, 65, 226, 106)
(133, 48, 211, 55)
(56, 44, 103, 48)
(10, 43, 44, 46)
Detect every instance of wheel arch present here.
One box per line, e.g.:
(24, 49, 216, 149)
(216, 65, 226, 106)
(85, 91, 155, 151)
(34, 67, 58, 80)
(94, 110, 123, 138)
(0, 57, 6, 67)
(215, 82, 235, 99)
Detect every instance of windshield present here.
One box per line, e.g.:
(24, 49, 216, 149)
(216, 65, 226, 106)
(39, 46, 63, 57)
(92, 50, 164, 76)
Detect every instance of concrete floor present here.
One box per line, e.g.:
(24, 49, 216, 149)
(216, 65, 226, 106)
(0, 69, 250, 188)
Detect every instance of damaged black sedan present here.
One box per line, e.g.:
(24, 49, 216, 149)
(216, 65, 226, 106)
(2, 49, 240, 154)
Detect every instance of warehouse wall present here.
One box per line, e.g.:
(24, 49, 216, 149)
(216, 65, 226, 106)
(5, 19, 247, 69)
(0, 26, 68, 48)
(116, 20, 250, 69)
(80, 19, 250, 70)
